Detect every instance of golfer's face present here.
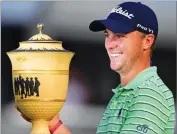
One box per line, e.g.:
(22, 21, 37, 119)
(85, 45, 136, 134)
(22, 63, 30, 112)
(104, 29, 144, 73)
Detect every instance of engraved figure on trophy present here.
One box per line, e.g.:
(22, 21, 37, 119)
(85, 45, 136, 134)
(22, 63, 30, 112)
(25, 77, 30, 98)
(29, 77, 34, 96)
(34, 77, 40, 97)
(14, 77, 18, 95)
(19, 75, 25, 99)
(16, 78, 20, 95)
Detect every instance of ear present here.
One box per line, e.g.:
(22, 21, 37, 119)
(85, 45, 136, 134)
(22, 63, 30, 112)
(143, 34, 155, 50)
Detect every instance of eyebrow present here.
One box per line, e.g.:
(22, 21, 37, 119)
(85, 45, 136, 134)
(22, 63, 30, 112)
(104, 30, 126, 36)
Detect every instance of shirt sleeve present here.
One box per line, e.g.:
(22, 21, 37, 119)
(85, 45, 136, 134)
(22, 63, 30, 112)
(120, 88, 170, 134)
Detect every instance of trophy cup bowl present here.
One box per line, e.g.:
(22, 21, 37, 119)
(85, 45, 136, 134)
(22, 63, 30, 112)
(7, 24, 74, 134)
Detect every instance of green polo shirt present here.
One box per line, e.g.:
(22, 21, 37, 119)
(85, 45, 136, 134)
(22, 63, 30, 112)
(96, 66, 175, 134)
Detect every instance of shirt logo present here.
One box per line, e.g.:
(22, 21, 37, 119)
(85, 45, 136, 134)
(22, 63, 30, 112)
(110, 5, 134, 19)
(136, 124, 149, 133)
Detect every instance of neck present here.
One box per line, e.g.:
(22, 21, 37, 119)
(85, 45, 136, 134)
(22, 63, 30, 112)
(119, 60, 150, 87)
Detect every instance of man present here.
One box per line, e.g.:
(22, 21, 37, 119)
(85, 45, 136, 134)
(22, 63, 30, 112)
(14, 77, 18, 95)
(29, 77, 34, 96)
(34, 77, 40, 97)
(18, 2, 175, 134)
(25, 77, 30, 98)
(19, 75, 25, 99)
(88, 2, 175, 134)
(16, 78, 20, 95)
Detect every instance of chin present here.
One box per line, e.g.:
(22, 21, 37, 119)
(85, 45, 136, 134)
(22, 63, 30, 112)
(110, 63, 121, 72)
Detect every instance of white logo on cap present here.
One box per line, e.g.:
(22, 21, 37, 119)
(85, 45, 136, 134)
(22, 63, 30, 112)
(110, 6, 134, 19)
(137, 24, 154, 33)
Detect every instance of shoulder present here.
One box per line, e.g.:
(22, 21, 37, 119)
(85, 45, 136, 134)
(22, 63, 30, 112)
(133, 74, 174, 114)
(139, 74, 173, 100)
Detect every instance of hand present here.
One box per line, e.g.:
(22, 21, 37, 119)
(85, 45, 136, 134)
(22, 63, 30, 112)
(15, 106, 70, 134)
(15, 105, 60, 129)
(48, 114, 60, 131)
(15, 104, 31, 122)
(49, 115, 71, 134)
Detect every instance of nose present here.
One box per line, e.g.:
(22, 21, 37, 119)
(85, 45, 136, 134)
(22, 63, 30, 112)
(105, 37, 118, 50)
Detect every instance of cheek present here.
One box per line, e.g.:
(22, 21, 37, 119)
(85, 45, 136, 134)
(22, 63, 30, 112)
(121, 40, 131, 54)
(105, 42, 108, 50)
(123, 41, 141, 58)
(131, 46, 142, 60)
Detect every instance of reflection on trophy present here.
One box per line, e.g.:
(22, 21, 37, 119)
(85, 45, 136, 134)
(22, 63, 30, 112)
(7, 24, 74, 134)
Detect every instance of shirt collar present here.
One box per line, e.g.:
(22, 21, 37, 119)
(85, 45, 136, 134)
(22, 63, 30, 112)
(112, 66, 158, 94)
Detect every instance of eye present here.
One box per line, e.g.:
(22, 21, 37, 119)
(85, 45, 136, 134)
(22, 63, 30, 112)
(116, 34, 125, 38)
(104, 33, 109, 38)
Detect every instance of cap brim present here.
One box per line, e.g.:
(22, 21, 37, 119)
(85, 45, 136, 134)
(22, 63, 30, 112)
(89, 19, 135, 33)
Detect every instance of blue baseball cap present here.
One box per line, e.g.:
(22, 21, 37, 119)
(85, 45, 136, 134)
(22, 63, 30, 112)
(89, 2, 158, 39)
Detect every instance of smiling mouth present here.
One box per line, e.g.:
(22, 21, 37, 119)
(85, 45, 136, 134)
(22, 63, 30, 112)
(110, 53, 123, 58)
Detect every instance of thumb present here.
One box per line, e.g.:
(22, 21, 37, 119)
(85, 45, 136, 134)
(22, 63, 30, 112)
(15, 105, 31, 122)
(20, 114, 31, 122)
(15, 105, 22, 113)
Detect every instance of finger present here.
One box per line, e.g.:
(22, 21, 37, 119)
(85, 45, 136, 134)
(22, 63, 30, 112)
(21, 114, 31, 122)
(16, 105, 31, 122)
(16, 107, 21, 112)
(50, 114, 59, 121)
(15, 105, 21, 113)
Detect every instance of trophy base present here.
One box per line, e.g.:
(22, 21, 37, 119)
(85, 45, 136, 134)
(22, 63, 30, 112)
(31, 120, 50, 134)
